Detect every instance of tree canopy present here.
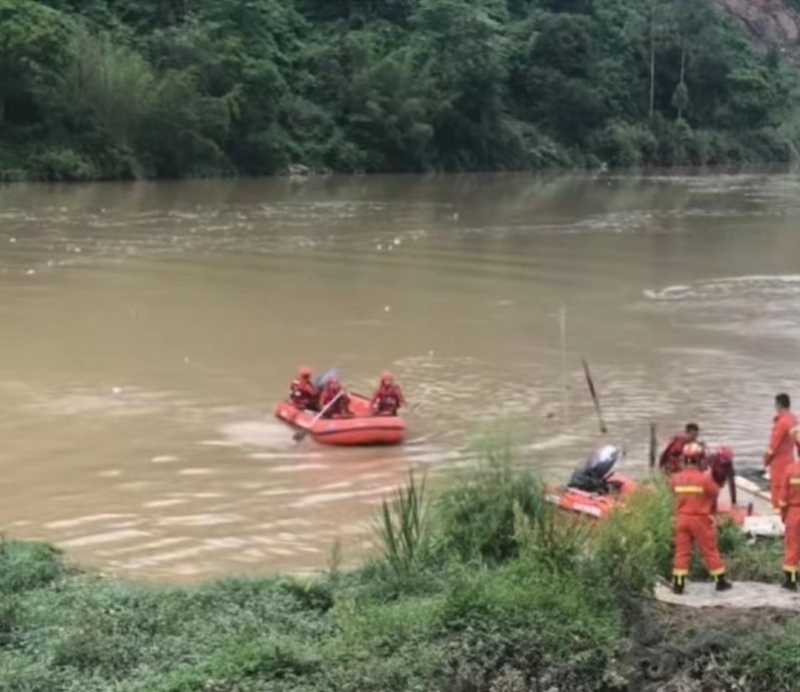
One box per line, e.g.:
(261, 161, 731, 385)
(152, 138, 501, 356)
(0, 0, 798, 180)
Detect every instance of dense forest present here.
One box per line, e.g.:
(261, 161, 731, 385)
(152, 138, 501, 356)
(1, 0, 799, 180)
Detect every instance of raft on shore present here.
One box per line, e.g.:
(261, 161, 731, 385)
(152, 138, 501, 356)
(275, 393, 406, 446)
(547, 470, 783, 538)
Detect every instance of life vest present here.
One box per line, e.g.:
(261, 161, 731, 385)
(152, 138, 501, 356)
(660, 435, 699, 474)
(374, 385, 402, 413)
(290, 378, 317, 408)
(320, 386, 349, 414)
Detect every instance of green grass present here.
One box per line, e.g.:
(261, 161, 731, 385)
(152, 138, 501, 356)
(375, 470, 429, 576)
(0, 436, 797, 691)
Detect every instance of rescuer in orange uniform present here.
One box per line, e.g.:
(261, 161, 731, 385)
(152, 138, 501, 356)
(370, 371, 406, 416)
(659, 423, 701, 475)
(289, 366, 319, 411)
(765, 393, 797, 513)
(670, 442, 732, 595)
(702, 446, 737, 506)
(318, 376, 352, 419)
(779, 431, 800, 591)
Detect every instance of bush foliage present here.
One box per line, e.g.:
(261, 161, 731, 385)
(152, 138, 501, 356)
(0, 0, 799, 179)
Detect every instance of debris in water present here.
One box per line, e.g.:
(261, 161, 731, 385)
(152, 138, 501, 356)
(376, 243, 382, 250)
(9, 237, 16, 243)
(384, 306, 391, 312)
(183, 356, 190, 364)
(151, 455, 178, 464)
(393, 238, 401, 246)
(25, 269, 35, 275)
(112, 387, 122, 395)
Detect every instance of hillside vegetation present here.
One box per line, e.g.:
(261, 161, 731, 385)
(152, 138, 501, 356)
(1, 0, 800, 180)
(2, 438, 799, 691)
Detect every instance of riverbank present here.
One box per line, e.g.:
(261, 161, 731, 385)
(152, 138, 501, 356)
(2, 439, 797, 692)
(3, 0, 800, 182)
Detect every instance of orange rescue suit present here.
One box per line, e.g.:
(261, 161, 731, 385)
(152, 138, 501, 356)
(319, 385, 351, 418)
(371, 384, 405, 415)
(670, 467, 725, 578)
(659, 434, 691, 475)
(767, 410, 798, 511)
(290, 378, 318, 410)
(780, 461, 800, 576)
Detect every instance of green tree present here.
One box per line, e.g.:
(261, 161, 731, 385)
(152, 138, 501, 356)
(0, 0, 73, 124)
(1, 0, 800, 178)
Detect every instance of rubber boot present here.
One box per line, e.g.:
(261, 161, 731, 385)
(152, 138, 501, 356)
(782, 570, 798, 592)
(714, 574, 733, 592)
(672, 574, 685, 595)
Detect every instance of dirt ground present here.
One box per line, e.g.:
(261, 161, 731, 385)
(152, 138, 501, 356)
(618, 583, 797, 692)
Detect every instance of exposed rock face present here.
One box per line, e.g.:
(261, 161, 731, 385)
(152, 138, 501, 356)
(715, 0, 800, 64)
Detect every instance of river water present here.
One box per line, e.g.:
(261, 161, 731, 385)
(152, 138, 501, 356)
(1, 172, 798, 583)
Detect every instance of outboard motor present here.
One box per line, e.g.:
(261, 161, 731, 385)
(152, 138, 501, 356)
(590, 444, 623, 480)
(567, 444, 624, 494)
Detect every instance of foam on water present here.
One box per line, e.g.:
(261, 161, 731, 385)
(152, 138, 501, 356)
(644, 274, 800, 302)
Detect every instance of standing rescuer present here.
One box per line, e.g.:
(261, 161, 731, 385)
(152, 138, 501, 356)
(779, 428, 800, 591)
(670, 442, 732, 595)
(765, 393, 797, 514)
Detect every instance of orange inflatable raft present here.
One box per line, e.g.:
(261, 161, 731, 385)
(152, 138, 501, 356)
(547, 472, 755, 527)
(275, 393, 406, 446)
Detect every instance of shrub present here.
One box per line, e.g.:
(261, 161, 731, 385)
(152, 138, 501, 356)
(586, 482, 675, 593)
(439, 555, 623, 691)
(729, 620, 800, 691)
(0, 540, 67, 593)
(432, 435, 559, 565)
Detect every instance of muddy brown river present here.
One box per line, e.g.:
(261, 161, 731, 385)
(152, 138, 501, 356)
(1, 172, 799, 583)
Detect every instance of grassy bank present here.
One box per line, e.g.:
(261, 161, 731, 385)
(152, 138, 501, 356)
(1, 439, 798, 691)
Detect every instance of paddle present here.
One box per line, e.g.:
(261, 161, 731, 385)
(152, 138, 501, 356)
(581, 358, 608, 434)
(293, 390, 344, 442)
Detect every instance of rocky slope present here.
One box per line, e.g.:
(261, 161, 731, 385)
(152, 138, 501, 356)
(716, 0, 800, 64)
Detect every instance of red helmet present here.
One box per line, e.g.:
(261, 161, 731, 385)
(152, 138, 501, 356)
(298, 366, 312, 379)
(717, 446, 734, 463)
(682, 442, 704, 461)
(381, 371, 393, 385)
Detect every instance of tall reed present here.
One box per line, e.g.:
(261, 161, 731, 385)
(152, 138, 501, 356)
(375, 470, 428, 575)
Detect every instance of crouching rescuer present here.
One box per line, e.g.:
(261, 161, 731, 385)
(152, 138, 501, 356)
(670, 442, 732, 595)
